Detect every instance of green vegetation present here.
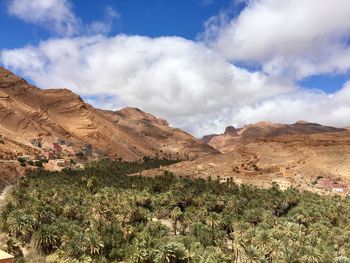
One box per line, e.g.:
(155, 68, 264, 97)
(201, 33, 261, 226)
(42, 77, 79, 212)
(1, 158, 350, 262)
(17, 157, 27, 164)
(16, 158, 46, 168)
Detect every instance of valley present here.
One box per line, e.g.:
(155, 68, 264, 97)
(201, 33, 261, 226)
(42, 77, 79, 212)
(1, 66, 350, 262)
(1, 66, 350, 197)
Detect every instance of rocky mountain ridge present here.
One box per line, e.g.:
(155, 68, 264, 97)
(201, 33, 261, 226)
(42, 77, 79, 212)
(202, 121, 346, 152)
(0, 66, 218, 161)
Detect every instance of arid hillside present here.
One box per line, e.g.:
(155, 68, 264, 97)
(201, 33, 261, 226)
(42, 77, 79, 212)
(0, 66, 217, 161)
(142, 130, 350, 195)
(202, 121, 345, 152)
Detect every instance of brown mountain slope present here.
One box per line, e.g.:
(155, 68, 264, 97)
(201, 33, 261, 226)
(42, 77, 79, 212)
(0, 66, 218, 161)
(142, 130, 350, 194)
(202, 121, 345, 152)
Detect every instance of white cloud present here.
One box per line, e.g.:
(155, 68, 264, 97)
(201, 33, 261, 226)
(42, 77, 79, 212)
(232, 85, 350, 128)
(0, 35, 292, 136)
(7, 0, 81, 36)
(3, 0, 350, 136)
(86, 6, 121, 35)
(7, 0, 119, 36)
(204, 0, 350, 79)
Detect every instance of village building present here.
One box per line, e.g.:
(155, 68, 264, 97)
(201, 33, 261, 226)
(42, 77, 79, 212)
(43, 150, 55, 160)
(57, 138, 66, 145)
(279, 166, 295, 177)
(0, 250, 14, 263)
(272, 179, 291, 190)
(64, 146, 75, 156)
(316, 178, 348, 194)
(332, 187, 344, 193)
(30, 138, 42, 148)
(95, 149, 107, 157)
(82, 144, 93, 156)
(219, 176, 235, 183)
(50, 143, 62, 155)
(49, 159, 70, 167)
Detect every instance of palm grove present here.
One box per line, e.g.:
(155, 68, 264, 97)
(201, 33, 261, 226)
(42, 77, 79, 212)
(1, 158, 350, 262)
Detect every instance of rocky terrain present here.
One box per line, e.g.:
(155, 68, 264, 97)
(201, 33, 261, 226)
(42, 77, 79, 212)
(1, 66, 350, 196)
(202, 121, 345, 152)
(0, 66, 217, 161)
(142, 130, 350, 195)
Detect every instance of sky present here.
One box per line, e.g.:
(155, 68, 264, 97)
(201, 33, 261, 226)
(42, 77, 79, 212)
(1, 0, 350, 136)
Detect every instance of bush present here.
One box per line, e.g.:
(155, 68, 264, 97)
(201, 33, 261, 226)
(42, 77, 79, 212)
(34, 160, 43, 167)
(17, 157, 27, 163)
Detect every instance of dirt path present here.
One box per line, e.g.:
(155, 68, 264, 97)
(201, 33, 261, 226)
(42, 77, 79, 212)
(0, 185, 13, 205)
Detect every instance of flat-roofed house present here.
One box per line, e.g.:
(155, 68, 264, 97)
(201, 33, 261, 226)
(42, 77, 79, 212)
(82, 144, 93, 156)
(0, 250, 14, 263)
(316, 178, 347, 194)
(272, 179, 291, 190)
(43, 150, 55, 160)
(332, 184, 347, 193)
(219, 176, 235, 183)
(50, 143, 62, 154)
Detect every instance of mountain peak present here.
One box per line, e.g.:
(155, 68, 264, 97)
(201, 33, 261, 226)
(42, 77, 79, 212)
(117, 107, 169, 126)
(224, 126, 238, 136)
(295, 120, 309, 125)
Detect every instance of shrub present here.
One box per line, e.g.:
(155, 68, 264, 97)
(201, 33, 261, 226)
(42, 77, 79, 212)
(17, 157, 27, 163)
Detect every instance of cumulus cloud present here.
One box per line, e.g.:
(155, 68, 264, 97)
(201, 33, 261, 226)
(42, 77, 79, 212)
(204, 0, 350, 79)
(7, 0, 81, 36)
(0, 35, 292, 135)
(232, 87, 350, 128)
(3, 0, 350, 136)
(7, 0, 119, 36)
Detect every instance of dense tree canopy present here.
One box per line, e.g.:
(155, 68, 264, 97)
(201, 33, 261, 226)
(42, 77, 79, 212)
(1, 158, 350, 262)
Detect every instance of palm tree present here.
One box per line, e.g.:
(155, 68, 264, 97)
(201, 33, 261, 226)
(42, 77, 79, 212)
(154, 241, 188, 263)
(198, 247, 229, 263)
(240, 242, 260, 263)
(5, 238, 23, 259)
(86, 176, 98, 193)
(33, 224, 60, 254)
(300, 246, 324, 263)
(6, 211, 36, 242)
(281, 245, 299, 263)
(61, 230, 87, 258)
(84, 230, 104, 255)
(170, 206, 183, 235)
(130, 238, 151, 263)
(206, 212, 221, 245)
(253, 230, 271, 254)
(335, 256, 350, 263)
(122, 225, 134, 240)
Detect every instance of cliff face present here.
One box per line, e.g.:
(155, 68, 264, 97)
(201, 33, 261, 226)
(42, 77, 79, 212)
(0, 67, 218, 161)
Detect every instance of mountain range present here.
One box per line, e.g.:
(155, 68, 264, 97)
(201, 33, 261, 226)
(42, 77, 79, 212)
(1, 66, 350, 194)
(0, 66, 217, 161)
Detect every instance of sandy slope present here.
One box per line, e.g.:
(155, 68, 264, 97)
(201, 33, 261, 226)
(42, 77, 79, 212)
(0, 66, 217, 161)
(202, 121, 345, 153)
(142, 131, 350, 192)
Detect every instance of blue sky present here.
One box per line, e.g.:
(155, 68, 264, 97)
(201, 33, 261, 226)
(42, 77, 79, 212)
(1, 0, 350, 135)
(1, 0, 347, 94)
(0, 0, 234, 48)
